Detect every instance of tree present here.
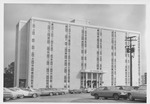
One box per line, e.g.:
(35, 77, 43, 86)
(4, 62, 15, 87)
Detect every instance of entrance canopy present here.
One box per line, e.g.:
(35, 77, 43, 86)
(80, 70, 105, 88)
(80, 70, 105, 74)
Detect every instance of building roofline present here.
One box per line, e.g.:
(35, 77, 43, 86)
(16, 20, 27, 27)
(28, 17, 140, 34)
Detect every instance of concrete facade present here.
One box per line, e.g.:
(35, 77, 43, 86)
(14, 17, 141, 89)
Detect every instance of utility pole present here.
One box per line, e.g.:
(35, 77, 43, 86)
(125, 36, 137, 86)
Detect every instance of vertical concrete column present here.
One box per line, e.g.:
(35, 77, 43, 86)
(100, 74, 102, 86)
(96, 73, 98, 88)
(91, 73, 93, 89)
(82, 73, 84, 88)
(85, 73, 87, 88)
(98, 74, 100, 87)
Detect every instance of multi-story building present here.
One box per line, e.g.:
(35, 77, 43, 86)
(141, 72, 147, 85)
(14, 17, 141, 89)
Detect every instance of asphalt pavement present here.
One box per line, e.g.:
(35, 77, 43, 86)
(6, 93, 146, 103)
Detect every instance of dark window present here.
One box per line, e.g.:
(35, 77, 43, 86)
(33, 24, 35, 28)
(32, 30, 35, 35)
(48, 25, 50, 30)
(47, 33, 50, 37)
(32, 45, 35, 49)
(32, 39, 35, 42)
(31, 52, 34, 57)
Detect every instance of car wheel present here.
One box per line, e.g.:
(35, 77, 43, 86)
(32, 94, 37, 98)
(94, 94, 99, 99)
(113, 94, 119, 100)
(12, 96, 17, 100)
(5, 98, 10, 101)
(104, 97, 108, 99)
(20, 95, 24, 99)
(128, 94, 134, 101)
(49, 93, 53, 96)
(123, 97, 127, 100)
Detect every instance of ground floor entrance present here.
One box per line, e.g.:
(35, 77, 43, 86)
(80, 70, 104, 89)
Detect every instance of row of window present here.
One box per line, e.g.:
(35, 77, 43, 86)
(97, 29, 102, 70)
(46, 24, 50, 88)
(111, 31, 117, 86)
(81, 28, 87, 70)
(31, 22, 36, 87)
(64, 25, 68, 86)
(49, 24, 54, 87)
(64, 25, 71, 87)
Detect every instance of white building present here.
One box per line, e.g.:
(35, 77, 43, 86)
(14, 17, 141, 89)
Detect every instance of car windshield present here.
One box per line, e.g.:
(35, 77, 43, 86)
(96, 87, 105, 90)
(123, 86, 133, 90)
(138, 85, 146, 90)
(117, 86, 133, 90)
(9, 88, 17, 91)
(4, 88, 13, 92)
(106, 86, 117, 90)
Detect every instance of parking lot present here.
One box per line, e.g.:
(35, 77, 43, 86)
(6, 93, 146, 103)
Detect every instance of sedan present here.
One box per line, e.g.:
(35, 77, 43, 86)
(3, 88, 13, 101)
(69, 89, 82, 94)
(127, 85, 147, 101)
(13, 87, 40, 98)
(9, 88, 24, 98)
(3, 88, 18, 100)
(37, 88, 54, 96)
(91, 86, 128, 100)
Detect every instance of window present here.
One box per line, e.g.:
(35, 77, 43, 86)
(48, 36, 50, 40)
(31, 52, 34, 57)
(47, 54, 50, 58)
(47, 47, 50, 51)
(64, 76, 67, 82)
(48, 25, 50, 30)
(32, 30, 35, 35)
(47, 33, 50, 37)
(32, 45, 35, 49)
(47, 61, 49, 65)
(64, 68, 67, 73)
(31, 67, 34, 71)
(33, 24, 35, 28)
(32, 39, 35, 42)
(31, 59, 34, 64)
(85, 50, 87, 54)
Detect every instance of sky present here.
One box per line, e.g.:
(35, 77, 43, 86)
(4, 4, 146, 73)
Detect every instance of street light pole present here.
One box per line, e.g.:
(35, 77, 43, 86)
(125, 36, 137, 86)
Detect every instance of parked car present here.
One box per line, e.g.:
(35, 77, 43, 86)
(37, 88, 54, 96)
(127, 85, 147, 101)
(57, 88, 68, 94)
(12, 87, 40, 98)
(116, 86, 134, 99)
(3, 88, 13, 101)
(47, 88, 62, 95)
(3, 88, 18, 100)
(91, 86, 129, 100)
(80, 88, 88, 93)
(132, 86, 139, 90)
(53, 88, 66, 95)
(9, 88, 24, 98)
(85, 88, 95, 93)
(69, 89, 82, 94)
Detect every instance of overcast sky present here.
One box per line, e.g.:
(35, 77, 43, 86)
(4, 4, 146, 73)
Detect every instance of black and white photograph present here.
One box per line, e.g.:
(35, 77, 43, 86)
(1, 0, 150, 103)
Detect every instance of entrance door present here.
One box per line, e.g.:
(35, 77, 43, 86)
(92, 80, 97, 88)
(19, 79, 26, 88)
(87, 80, 91, 88)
